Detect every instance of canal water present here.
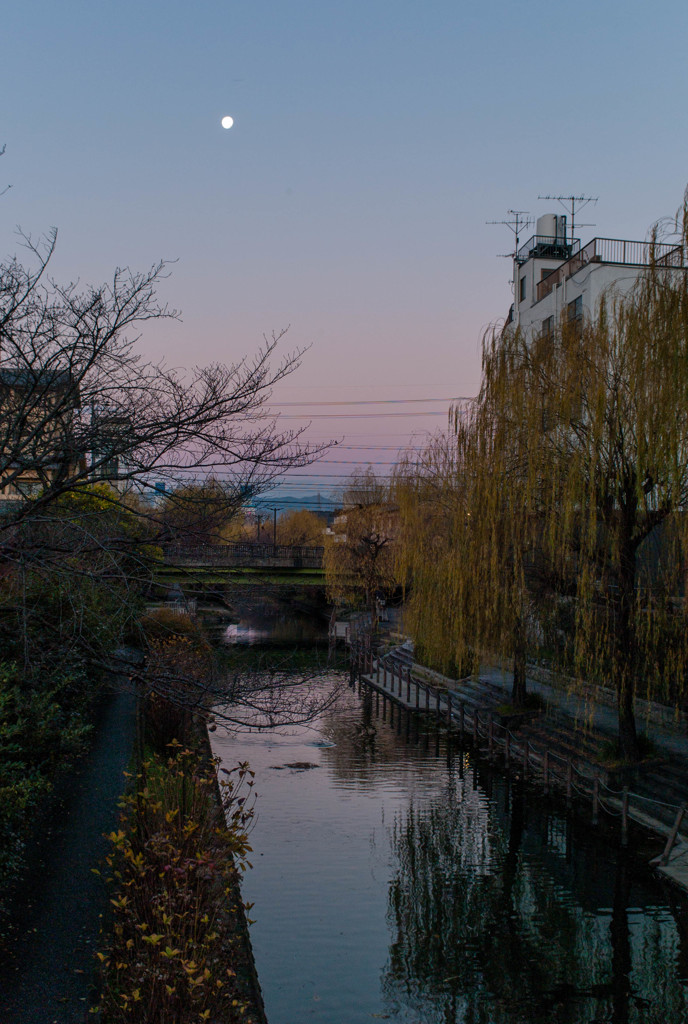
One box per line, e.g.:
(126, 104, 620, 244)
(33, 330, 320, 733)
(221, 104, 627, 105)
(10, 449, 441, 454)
(211, 672, 688, 1024)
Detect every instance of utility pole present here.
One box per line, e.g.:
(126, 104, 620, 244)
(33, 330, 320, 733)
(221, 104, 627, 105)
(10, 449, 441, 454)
(538, 194, 598, 245)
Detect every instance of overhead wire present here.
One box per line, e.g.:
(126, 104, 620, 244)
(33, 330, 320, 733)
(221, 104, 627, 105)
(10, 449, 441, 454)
(270, 396, 472, 406)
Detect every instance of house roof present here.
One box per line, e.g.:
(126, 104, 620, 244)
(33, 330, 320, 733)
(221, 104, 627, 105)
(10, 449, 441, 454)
(0, 367, 80, 407)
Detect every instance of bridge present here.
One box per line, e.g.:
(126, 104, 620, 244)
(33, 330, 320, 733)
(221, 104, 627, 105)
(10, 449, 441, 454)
(157, 541, 326, 586)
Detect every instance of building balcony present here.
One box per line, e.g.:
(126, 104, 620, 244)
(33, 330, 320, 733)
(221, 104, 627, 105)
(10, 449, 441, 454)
(516, 234, 579, 264)
(536, 237, 687, 302)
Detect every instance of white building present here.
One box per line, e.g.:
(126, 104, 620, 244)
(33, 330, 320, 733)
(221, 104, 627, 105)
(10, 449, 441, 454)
(509, 213, 686, 337)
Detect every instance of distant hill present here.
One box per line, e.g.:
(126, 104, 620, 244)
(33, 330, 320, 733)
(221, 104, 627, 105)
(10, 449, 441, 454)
(252, 492, 340, 514)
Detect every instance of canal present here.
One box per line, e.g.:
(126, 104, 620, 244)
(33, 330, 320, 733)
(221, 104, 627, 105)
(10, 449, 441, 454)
(211, 658, 688, 1024)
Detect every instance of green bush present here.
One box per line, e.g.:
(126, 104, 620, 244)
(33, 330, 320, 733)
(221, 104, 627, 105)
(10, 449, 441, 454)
(0, 661, 94, 895)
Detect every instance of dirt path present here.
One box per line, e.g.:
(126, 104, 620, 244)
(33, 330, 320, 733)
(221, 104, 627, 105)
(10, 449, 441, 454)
(0, 690, 136, 1024)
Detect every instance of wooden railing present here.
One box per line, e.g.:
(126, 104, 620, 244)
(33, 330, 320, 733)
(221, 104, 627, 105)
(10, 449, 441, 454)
(349, 639, 688, 854)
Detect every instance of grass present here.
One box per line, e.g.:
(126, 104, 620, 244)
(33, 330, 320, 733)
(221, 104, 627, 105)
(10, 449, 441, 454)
(596, 733, 658, 768)
(496, 692, 545, 717)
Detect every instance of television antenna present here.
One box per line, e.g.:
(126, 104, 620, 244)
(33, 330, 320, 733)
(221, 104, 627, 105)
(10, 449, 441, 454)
(538, 194, 598, 245)
(486, 210, 532, 259)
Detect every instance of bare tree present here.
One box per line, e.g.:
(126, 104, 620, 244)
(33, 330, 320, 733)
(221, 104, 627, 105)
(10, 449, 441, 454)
(0, 231, 325, 549)
(0, 232, 330, 688)
(323, 469, 398, 612)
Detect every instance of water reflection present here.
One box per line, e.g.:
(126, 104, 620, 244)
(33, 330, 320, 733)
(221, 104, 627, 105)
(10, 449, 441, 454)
(217, 588, 328, 646)
(223, 623, 271, 644)
(212, 676, 688, 1024)
(384, 761, 687, 1022)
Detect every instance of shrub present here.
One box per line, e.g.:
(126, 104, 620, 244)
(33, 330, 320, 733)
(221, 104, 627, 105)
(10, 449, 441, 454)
(95, 744, 257, 1024)
(0, 661, 94, 897)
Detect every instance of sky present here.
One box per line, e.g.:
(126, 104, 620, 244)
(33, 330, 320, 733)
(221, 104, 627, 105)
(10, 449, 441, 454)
(3, 0, 688, 507)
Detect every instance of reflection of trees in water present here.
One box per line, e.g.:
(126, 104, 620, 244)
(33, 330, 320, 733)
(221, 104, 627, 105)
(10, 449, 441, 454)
(222, 585, 328, 644)
(383, 774, 688, 1023)
(317, 687, 448, 788)
(317, 687, 415, 784)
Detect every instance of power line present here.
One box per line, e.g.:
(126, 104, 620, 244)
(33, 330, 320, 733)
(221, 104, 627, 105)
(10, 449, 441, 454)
(279, 411, 450, 419)
(270, 396, 471, 406)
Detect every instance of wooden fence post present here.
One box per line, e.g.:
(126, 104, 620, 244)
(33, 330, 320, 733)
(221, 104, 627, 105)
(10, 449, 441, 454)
(446, 694, 453, 731)
(621, 787, 629, 846)
(459, 702, 465, 738)
(406, 667, 411, 704)
(652, 805, 687, 866)
(505, 730, 510, 768)
(523, 740, 529, 777)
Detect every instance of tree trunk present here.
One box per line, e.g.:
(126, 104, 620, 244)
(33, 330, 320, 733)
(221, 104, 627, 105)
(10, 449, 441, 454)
(512, 616, 527, 706)
(617, 680, 639, 765)
(614, 525, 641, 763)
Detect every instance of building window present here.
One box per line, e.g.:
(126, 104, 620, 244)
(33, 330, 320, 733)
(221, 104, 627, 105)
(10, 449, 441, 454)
(567, 295, 583, 322)
(542, 315, 554, 340)
(519, 276, 527, 302)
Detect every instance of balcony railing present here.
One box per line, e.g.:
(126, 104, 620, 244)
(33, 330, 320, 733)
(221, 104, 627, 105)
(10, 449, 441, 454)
(536, 237, 687, 303)
(516, 234, 579, 264)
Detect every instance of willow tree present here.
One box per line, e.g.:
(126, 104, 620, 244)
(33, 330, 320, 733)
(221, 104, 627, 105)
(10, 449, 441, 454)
(396, 390, 544, 703)
(399, 197, 688, 757)
(518, 242, 688, 761)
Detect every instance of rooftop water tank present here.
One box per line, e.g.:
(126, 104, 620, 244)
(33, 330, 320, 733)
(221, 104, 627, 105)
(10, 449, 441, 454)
(537, 214, 567, 242)
(528, 214, 569, 260)
(536, 213, 558, 240)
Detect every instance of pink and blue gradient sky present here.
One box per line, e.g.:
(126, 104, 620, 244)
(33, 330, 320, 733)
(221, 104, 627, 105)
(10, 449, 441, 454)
(3, 0, 688, 504)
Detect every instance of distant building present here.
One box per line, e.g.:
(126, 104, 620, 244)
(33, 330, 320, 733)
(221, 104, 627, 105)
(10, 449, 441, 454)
(509, 212, 687, 337)
(0, 368, 83, 502)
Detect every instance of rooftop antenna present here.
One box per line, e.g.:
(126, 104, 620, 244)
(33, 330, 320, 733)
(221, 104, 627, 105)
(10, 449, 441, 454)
(486, 210, 532, 259)
(538, 194, 598, 245)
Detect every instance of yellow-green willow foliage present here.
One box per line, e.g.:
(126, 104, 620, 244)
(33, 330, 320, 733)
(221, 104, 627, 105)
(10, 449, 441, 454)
(399, 197, 688, 759)
(396, 395, 541, 704)
(323, 469, 399, 610)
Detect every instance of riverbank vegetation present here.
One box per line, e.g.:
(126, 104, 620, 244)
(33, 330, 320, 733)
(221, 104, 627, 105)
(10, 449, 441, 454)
(94, 743, 258, 1024)
(396, 195, 688, 762)
(0, 228, 326, 918)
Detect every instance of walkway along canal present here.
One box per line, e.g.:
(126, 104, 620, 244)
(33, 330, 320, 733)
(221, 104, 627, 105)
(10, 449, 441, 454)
(211, 664, 688, 1024)
(349, 638, 688, 872)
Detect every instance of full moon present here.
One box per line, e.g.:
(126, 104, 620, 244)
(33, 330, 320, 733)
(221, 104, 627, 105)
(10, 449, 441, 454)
(221, 115, 234, 129)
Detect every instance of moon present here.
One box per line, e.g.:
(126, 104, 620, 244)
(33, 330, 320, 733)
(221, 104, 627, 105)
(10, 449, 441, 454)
(221, 115, 234, 129)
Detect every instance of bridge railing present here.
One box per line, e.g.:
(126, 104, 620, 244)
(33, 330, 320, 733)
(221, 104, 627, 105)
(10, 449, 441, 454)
(162, 541, 325, 568)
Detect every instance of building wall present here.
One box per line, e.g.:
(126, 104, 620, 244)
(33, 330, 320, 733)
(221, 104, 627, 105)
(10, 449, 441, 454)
(514, 260, 644, 337)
